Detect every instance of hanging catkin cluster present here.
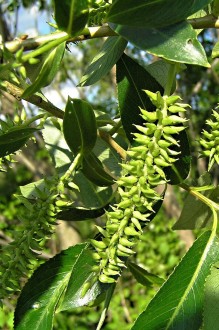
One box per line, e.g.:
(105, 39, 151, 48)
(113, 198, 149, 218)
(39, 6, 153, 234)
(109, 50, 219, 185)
(200, 109, 219, 171)
(0, 179, 59, 300)
(90, 90, 188, 284)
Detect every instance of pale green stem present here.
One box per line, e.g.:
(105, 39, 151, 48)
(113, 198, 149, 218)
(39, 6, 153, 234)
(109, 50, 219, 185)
(21, 34, 70, 62)
(96, 283, 116, 330)
(22, 113, 48, 126)
(108, 119, 122, 136)
(180, 182, 219, 212)
(60, 152, 82, 183)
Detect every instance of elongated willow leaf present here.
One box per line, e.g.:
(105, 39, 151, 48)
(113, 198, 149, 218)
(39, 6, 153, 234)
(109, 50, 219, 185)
(128, 262, 165, 287)
(81, 152, 114, 186)
(79, 36, 127, 86)
(63, 98, 97, 157)
(107, 0, 211, 29)
(57, 204, 108, 221)
(132, 231, 219, 330)
(22, 42, 65, 98)
(111, 21, 209, 67)
(14, 244, 109, 330)
(203, 262, 219, 329)
(53, 0, 89, 35)
(0, 127, 38, 157)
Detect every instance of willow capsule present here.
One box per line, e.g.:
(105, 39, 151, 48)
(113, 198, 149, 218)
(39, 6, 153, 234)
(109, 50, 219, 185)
(163, 126, 185, 134)
(99, 274, 116, 283)
(130, 218, 142, 232)
(139, 108, 158, 122)
(119, 237, 136, 247)
(117, 244, 135, 255)
(90, 239, 107, 250)
(166, 95, 181, 106)
(103, 268, 120, 276)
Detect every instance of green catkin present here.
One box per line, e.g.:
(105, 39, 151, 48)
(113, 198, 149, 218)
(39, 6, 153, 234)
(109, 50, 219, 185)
(0, 178, 59, 300)
(90, 91, 188, 284)
(200, 109, 219, 171)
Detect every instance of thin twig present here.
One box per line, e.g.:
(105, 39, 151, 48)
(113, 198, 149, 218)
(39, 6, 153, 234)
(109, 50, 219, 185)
(98, 129, 127, 160)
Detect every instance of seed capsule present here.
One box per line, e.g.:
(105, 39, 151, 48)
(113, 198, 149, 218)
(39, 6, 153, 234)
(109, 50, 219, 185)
(119, 237, 136, 247)
(166, 95, 181, 105)
(117, 244, 135, 255)
(163, 126, 185, 134)
(90, 239, 107, 250)
(139, 108, 158, 122)
(99, 274, 116, 283)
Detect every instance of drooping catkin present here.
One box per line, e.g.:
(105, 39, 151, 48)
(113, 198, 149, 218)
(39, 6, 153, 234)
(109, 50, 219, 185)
(199, 109, 219, 171)
(90, 91, 188, 284)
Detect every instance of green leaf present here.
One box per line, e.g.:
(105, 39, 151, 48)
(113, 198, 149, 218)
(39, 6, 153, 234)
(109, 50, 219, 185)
(63, 98, 97, 157)
(81, 152, 114, 186)
(42, 119, 74, 170)
(173, 177, 219, 230)
(116, 53, 163, 141)
(93, 136, 122, 178)
(111, 21, 210, 67)
(57, 205, 108, 221)
(146, 60, 178, 92)
(79, 36, 127, 86)
(132, 231, 219, 330)
(128, 262, 165, 287)
(203, 261, 219, 329)
(22, 42, 66, 97)
(53, 0, 89, 35)
(164, 130, 191, 184)
(20, 179, 46, 199)
(14, 244, 108, 329)
(107, 0, 212, 28)
(0, 127, 38, 158)
(212, 40, 219, 58)
(73, 172, 115, 209)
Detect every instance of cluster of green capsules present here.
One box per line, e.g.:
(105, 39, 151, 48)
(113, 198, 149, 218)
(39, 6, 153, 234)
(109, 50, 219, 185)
(0, 179, 58, 299)
(90, 90, 189, 284)
(88, 0, 111, 26)
(200, 109, 219, 171)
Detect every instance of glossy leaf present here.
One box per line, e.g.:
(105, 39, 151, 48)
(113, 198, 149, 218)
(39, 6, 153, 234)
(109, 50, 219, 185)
(132, 231, 219, 330)
(111, 21, 210, 67)
(63, 98, 97, 157)
(79, 36, 127, 86)
(0, 127, 38, 158)
(22, 42, 66, 97)
(14, 244, 108, 329)
(107, 0, 212, 28)
(42, 119, 74, 170)
(81, 152, 114, 186)
(116, 53, 163, 141)
(53, 0, 89, 35)
(203, 262, 219, 329)
(128, 262, 165, 287)
(57, 205, 108, 221)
